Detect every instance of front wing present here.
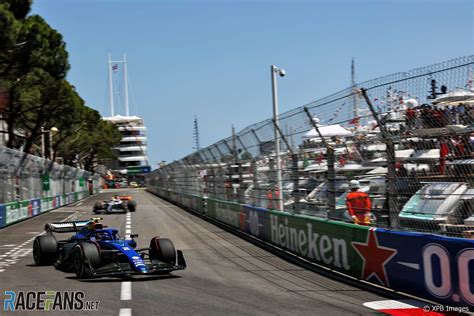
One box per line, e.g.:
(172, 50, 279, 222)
(86, 250, 186, 278)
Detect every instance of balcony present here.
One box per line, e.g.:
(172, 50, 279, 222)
(116, 146, 147, 152)
(118, 126, 147, 132)
(118, 156, 148, 162)
(121, 136, 147, 142)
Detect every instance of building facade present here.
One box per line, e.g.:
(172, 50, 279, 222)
(103, 115, 149, 177)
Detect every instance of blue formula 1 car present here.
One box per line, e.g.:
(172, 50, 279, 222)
(33, 217, 186, 278)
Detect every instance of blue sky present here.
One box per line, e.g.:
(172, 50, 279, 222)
(32, 0, 473, 167)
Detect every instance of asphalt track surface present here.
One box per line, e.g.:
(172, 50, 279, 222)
(0, 189, 394, 315)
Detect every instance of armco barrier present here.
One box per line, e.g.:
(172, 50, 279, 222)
(149, 189, 474, 308)
(0, 190, 90, 228)
(179, 193, 205, 214)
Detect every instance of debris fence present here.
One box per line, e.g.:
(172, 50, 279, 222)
(0, 146, 100, 204)
(148, 56, 474, 238)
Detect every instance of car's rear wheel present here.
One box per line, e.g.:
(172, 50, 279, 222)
(73, 243, 101, 278)
(149, 237, 176, 265)
(33, 235, 58, 265)
(128, 201, 137, 212)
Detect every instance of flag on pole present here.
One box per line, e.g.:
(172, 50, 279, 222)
(348, 117, 360, 125)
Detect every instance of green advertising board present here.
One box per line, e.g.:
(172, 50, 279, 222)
(41, 174, 50, 191)
(198, 197, 368, 276)
(127, 166, 151, 175)
(206, 198, 241, 229)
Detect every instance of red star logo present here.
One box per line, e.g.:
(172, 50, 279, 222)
(352, 228, 397, 286)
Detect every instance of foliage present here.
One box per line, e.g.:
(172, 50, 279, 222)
(56, 106, 122, 171)
(0, 0, 121, 171)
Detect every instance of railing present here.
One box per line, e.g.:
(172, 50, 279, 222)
(147, 55, 474, 238)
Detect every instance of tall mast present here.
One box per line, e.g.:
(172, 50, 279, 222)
(232, 124, 237, 162)
(193, 115, 200, 151)
(351, 58, 358, 120)
(123, 53, 130, 116)
(108, 53, 115, 116)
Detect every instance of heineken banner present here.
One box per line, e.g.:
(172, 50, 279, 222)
(239, 204, 474, 308)
(206, 198, 241, 229)
(151, 189, 474, 307)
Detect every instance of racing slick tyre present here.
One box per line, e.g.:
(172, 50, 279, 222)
(149, 237, 176, 265)
(93, 202, 103, 212)
(127, 200, 137, 212)
(73, 243, 101, 278)
(33, 235, 58, 265)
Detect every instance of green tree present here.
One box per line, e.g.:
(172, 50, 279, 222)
(0, 0, 122, 171)
(1, 4, 69, 149)
(56, 106, 122, 171)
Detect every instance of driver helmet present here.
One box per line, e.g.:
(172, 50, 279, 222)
(87, 217, 103, 230)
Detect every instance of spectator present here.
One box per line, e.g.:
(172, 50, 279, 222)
(397, 164, 408, 177)
(346, 180, 372, 225)
(406, 107, 416, 129)
(439, 137, 450, 175)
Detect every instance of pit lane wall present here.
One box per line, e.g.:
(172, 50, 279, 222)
(148, 187, 474, 308)
(0, 190, 94, 228)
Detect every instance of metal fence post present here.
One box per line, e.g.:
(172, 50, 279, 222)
(360, 88, 399, 228)
(291, 153, 299, 214)
(304, 107, 336, 214)
(271, 118, 298, 213)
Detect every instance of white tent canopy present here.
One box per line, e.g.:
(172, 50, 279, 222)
(433, 88, 474, 106)
(304, 124, 352, 139)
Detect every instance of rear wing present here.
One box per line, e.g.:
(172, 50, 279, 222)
(119, 196, 133, 201)
(45, 220, 90, 233)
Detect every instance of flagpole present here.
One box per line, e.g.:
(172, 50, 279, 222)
(124, 53, 130, 116)
(108, 53, 115, 116)
(351, 58, 360, 128)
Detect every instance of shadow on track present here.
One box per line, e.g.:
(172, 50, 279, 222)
(66, 274, 181, 283)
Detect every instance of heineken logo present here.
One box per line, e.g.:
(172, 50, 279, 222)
(215, 203, 239, 227)
(351, 228, 397, 286)
(270, 215, 351, 271)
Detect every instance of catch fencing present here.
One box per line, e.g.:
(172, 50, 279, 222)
(148, 55, 474, 238)
(0, 146, 101, 227)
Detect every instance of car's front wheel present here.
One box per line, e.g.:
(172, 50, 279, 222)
(93, 202, 103, 210)
(72, 243, 101, 278)
(149, 237, 176, 265)
(128, 201, 137, 212)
